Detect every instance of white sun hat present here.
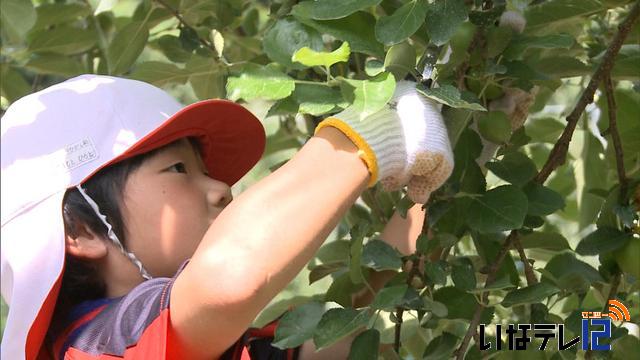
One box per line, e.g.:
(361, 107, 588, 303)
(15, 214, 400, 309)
(1, 74, 266, 359)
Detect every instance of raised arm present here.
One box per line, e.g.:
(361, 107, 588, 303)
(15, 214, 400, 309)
(169, 80, 455, 359)
(170, 126, 371, 358)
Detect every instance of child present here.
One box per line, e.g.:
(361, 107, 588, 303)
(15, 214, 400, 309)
(1, 74, 453, 359)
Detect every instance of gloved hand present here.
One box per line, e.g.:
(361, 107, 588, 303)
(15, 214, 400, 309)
(314, 80, 454, 204)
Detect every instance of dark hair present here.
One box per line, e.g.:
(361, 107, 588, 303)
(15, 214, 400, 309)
(50, 137, 202, 333)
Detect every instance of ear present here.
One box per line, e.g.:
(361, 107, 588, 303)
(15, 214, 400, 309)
(65, 224, 108, 260)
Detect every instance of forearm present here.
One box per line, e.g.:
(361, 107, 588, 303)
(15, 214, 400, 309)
(190, 126, 370, 318)
(351, 204, 425, 308)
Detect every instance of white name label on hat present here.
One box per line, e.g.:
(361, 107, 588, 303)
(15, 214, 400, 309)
(62, 138, 99, 171)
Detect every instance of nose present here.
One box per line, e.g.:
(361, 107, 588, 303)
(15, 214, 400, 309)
(204, 177, 233, 209)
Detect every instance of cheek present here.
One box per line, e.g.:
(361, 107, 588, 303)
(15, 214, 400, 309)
(152, 190, 209, 266)
(123, 181, 209, 276)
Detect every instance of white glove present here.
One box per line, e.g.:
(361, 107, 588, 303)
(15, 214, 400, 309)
(314, 80, 454, 204)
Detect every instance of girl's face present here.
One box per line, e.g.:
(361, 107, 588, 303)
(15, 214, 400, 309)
(121, 138, 233, 277)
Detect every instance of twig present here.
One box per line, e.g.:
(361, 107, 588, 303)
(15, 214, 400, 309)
(455, 3, 640, 358)
(513, 236, 537, 285)
(455, 231, 519, 359)
(604, 74, 628, 200)
(393, 307, 403, 354)
(154, 0, 217, 54)
(393, 202, 431, 353)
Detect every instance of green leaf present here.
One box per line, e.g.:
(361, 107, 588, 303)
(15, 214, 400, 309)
(433, 287, 494, 322)
(466, 276, 517, 293)
(297, 11, 384, 57)
(371, 285, 409, 311)
(450, 128, 486, 194)
(316, 240, 351, 264)
(130, 61, 190, 87)
(417, 84, 486, 111)
(599, 89, 640, 173)
(272, 301, 326, 349)
(519, 232, 570, 251)
(525, 0, 604, 31)
(325, 272, 359, 307)
(292, 41, 351, 68)
(424, 0, 468, 46)
(365, 59, 385, 76)
(451, 257, 476, 291)
(423, 332, 459, 360)
(1, 0, 35, 44)
(24, 54, 84, 77)
(309, 262, 346, 284)
(292, 83, 347, 116)
(486, 152, 538, 187)
(524, 183, 565, 216)
(348, 329, 380, 360)
(186, 55, 225, 100)
(613, 335, 640, 359)
(32, 3, 91, 30)
(153, 35, 192, 63)
(416, 234, 430, 254)
(544, 253, 603, 292)
(477, 111, 512, 144)
(384, 42, 416, 81)
(28, 25, 97, 55)
(0, 65, 30, 103)
(340, 72, 396, 119)
(313, 308, 371, 351)
(466, 185, 529, 233)
(424, 260, 448, 286)
(532, 57, 591, 78)
(501, 282, 560, 307)
(525, 117, 565, 143)
(486, 26, 513, 58)
(607, 45, 640, 80)
(576, 227, 632, 256)
(108, 21, 149, 75)
(423, 297, 448, 317)
(292, 0, 382, 20)
(226, 64, 295, 101)
(375, 0, 428, 45)
(361, 239, 402, 271)
(503, 33, 575, 60)
(263, 17, 324, 69)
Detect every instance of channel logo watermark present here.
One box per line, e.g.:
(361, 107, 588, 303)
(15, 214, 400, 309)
(478, 300, 631, 351)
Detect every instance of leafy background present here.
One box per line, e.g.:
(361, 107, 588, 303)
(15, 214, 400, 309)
(1, 0, 639, 358)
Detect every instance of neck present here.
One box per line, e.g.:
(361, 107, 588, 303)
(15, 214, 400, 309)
(100, 247, 146, 298)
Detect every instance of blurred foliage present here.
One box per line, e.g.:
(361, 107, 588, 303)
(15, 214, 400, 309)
(1, 0, 639, 358)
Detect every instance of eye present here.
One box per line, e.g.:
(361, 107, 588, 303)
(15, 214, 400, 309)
(168, 162, 188, 174)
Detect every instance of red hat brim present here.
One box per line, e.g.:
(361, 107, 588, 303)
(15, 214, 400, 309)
(86, 99, 266, 187)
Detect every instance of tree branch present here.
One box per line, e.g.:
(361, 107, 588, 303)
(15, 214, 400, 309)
(604, 73, 628, 200)
(455, 231, 519, 359)
(394, 202, 431, 353)
(455, 3, 640, 357)
(513, 236, 537, 285)
(534, 1, 640, 184)
(154, 0, 217, 54)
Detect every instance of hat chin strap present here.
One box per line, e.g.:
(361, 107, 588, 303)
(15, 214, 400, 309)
(75, 185, 153, 280)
